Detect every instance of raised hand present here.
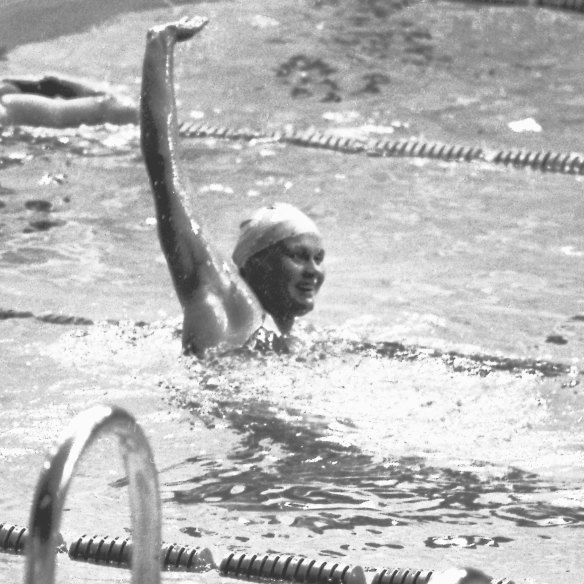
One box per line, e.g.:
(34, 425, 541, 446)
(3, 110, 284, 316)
(148, 16, 209, 43)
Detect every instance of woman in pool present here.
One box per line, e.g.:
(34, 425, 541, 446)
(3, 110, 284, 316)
(140, 17, 325, 355)
(0, 74, 137, 127)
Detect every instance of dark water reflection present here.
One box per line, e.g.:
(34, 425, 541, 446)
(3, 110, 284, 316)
(166, 397, 584, 537)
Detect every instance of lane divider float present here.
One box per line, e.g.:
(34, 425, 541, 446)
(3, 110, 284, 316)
(0, 523, 27, 555)
(68, 533, 215, 572)
(178, 121, 584, 176)
(1, 120, 582, 177)
(1, 522, 515, 584)
(219, 552, 365, 584)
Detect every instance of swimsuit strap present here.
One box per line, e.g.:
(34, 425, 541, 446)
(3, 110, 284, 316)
(245, 324, 287, 354)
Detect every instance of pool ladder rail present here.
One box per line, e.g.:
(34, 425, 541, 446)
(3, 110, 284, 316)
(21, 405, 162, 584)
(4, 405, 515, 584)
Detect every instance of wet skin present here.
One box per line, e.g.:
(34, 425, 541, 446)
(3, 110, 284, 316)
(140, 17, 324, 353)
(141, 17, 262, 355)
(241, 233, 325, 334)
(0, 76, 137, 128)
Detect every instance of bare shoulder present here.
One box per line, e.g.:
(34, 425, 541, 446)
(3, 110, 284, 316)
(181, 283, 261, 354)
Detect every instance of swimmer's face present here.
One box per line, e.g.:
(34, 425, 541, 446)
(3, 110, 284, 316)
(243, 233, 325, 322)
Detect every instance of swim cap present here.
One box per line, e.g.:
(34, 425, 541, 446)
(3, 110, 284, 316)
(232, 203, 320, 269)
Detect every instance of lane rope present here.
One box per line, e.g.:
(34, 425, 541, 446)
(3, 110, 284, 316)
(447, 0, 584, 12)
(0, 307, 96, 326)
(1, 121, 583, 176)
(0, 523, 515, 584)
(177, 121, 584, 176)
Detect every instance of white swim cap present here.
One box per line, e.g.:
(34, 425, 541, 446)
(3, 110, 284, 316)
(232, 203, 320, 269)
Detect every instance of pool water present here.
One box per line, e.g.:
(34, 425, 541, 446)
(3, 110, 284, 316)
(1, 1, 584, 583)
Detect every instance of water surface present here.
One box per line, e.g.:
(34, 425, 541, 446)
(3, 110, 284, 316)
(1, 2, 583, 583)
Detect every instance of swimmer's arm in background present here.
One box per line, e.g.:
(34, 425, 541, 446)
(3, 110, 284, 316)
(0, 80, 21, 97)
(140, 17, 262, 350)
(0, 93, 135, 128)
(0, 75, 137, 127)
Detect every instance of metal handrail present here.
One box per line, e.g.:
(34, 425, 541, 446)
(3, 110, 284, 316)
(24, 405, 161, 584)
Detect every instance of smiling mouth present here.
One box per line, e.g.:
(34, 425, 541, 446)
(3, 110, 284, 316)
(296, 283, 317, 297)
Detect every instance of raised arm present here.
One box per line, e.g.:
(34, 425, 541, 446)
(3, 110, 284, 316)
(140, 17, 261, 352)
(140, 17, 220, 303)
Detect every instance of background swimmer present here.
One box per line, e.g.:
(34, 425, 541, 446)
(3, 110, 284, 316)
(0, 74, 137, 127)
(140, 17, 325, 356)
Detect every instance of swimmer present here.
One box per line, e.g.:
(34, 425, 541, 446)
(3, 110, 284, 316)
(140, 17, 325, 355)
(0, 74, 137, 127)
